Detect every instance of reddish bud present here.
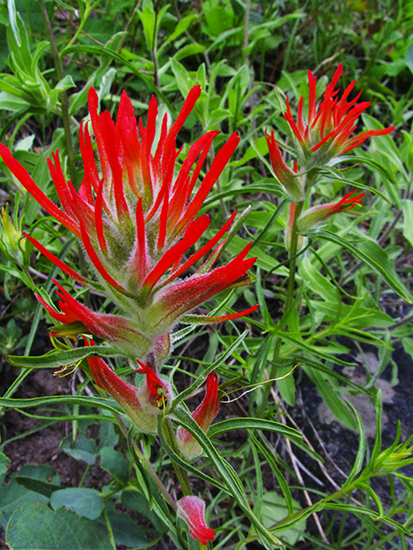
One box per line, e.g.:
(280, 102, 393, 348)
(177, 496, 215, 545)
(177, 372, 219, 460)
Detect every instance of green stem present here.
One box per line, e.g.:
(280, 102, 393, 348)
(115, 415, 177, 511)
(162, 417, 192, 497)
(103, 507, 117, 550)
(258, 200, 304, 415)
(40, 0, 77, 187)
(78, 463, 90, 487)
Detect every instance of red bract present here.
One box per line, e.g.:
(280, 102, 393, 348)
(283, 64, 395, 165)
(84, 340, 170, 433)
(177, 371, 219, 460)
(177, 496, 216, 545)
(0, 86, 257, 363)
(297, 191, 365, 233)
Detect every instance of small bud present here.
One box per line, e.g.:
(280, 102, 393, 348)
(0, 203, 29, 267)
(177, 496, 216, 545)
(297, 191, 364, 233)
(177, 372, 219, 460)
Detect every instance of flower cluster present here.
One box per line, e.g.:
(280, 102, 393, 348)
(283, 63, 395, 168)
(266, 64, 394, 244)
(0, 86, 257, 365)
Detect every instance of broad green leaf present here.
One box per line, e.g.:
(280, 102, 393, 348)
(6, 503, 112, 549)
(0, 479, 49, 515)
(100, 447, 129, 484)
(401, 199, 413, 246)
(60, 434, 98, 465)
(305, 367, 357, 429)
(121, 490, 169, 533)
(15, 477, 61, 499)
(50, 488, 104, 521)
(261, 492, 306, 544)
(104, 510, 154, 548)
(0, 452, 10, 484)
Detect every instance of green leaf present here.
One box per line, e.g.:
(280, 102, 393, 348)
(0, 452, 10, 484)
(121, 490, 169, 533)
(100, 447, 129, 484)
(0, 479, 49, 515)
(6, 503, 112, 549)
(315, 230, 412, 303)
(0, 394, 124, 418)
(209, 417, 301, 443)
(7, 344, 120, 368)
(172, 409, 283, 547)
(261, 492, 306, 544)
(15, 477, 61, 499)
(63, 45, 173, 112)
(171, 329, 248, 409)
(60, 434, 97, 465)
(305, 367, 357, 430)
(406, 42, 413, 74)
(401, 199, 413, 246)
(342, 401, 366, 486)
(50, 488, 104, 521)
(105, 510, 154, 548)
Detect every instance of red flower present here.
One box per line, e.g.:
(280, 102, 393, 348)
(177, 371, 219, 460)
(0, 86, 257, 363)
(283, 64, 395, 165)
(177, 496, 216, 544)
(135, 360, 172, 411)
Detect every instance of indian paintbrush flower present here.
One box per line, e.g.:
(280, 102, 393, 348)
(0, 86, 257, 364)
(176, 371, 219, 460)
(283, 63, 395, 168)
(177, 496, 216, 545)
(267, 64, 395, 189)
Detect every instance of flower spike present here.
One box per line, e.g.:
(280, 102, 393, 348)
(0, 86, 257, 366)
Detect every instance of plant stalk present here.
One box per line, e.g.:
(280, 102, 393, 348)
(162, 417, 192, 496)
(258, 200, 304, 415)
